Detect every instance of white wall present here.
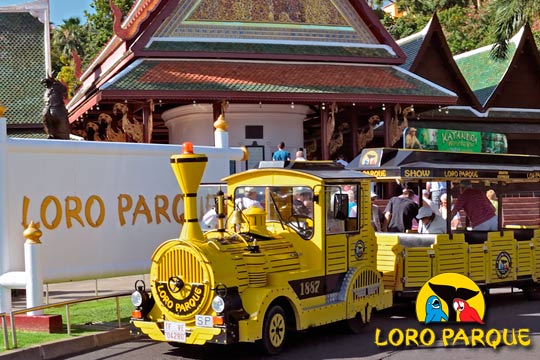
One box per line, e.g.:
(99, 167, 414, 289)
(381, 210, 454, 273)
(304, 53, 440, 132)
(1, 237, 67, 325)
(0, 118, 244, 283)
(163, 103, 310, 169)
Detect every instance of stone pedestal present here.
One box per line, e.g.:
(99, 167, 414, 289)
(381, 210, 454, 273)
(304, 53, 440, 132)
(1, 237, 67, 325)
(4, 314, 63, 333)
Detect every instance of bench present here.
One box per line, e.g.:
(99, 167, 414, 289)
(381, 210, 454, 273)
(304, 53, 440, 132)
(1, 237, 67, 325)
(501, 196, 540, 228)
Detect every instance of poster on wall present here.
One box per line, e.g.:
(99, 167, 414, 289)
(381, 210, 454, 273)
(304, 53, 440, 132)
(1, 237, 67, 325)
(403, 127, 507, 153)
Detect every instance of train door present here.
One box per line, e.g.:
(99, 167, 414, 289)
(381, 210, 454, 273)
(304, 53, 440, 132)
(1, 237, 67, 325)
(324, 184, 359, 277)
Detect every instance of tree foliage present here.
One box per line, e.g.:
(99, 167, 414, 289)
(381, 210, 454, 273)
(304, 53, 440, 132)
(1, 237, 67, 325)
(397, 0, 474, 15)
(488, 0, 540, 59)
(50, 0, 135, 98)
(84, 0, 135, 62)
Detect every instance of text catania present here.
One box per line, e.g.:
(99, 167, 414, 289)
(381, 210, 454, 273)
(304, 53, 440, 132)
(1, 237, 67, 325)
(375, 328, 530, 349)
(21, 193, 185, 230)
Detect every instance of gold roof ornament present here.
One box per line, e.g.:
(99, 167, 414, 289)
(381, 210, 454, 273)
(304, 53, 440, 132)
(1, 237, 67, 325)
(0, 102, 6, 117)
(213, 114, 229, 132)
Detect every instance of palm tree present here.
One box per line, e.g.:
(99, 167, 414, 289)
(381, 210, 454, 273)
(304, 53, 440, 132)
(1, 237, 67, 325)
(489, 0, 540, 59)
(52, 17, 86, 61)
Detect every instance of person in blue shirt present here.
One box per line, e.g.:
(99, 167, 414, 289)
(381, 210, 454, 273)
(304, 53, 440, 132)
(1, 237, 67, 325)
(272, 142, 291, 161)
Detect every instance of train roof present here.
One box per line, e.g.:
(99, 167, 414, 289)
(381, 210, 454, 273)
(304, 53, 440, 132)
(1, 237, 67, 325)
(223, 160, 374, 184)
(348, 148, 540, 182)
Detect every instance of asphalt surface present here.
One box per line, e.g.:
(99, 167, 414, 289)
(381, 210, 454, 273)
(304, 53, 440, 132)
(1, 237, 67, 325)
(1, 275, 147, 360)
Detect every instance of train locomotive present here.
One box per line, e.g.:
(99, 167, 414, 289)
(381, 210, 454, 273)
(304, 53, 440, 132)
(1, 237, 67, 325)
(130, 143, 392, 354)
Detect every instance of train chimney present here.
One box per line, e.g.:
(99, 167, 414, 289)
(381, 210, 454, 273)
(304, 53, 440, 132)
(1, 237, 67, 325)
(170, 142, 207, 242)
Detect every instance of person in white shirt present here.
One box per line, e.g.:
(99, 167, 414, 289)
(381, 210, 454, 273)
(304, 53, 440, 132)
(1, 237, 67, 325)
(417, 206, 447, 234)
(235, 187, 263, 210)
(439, 193, 461, 230)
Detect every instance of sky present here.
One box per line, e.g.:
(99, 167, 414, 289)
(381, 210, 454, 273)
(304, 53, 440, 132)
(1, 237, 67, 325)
(0, 0, 94, 25)
(49, 0, 94, 24)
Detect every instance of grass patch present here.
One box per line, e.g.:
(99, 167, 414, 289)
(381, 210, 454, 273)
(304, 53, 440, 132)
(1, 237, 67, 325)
(1, 296, 132, 353)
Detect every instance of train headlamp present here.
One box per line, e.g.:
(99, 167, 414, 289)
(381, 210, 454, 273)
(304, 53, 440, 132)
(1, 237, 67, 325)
(212, 296, 225, 313)
(131, 290, 143, 307)
(131, 279, 149, 307)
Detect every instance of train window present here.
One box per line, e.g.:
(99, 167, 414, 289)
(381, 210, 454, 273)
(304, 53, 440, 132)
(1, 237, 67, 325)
(326, 184, 359, 234)
(266, 186, 314, 239)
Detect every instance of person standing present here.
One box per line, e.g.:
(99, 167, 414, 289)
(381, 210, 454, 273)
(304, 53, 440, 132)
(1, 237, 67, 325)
(272, 142, 291, 161)
(383, 189, 419, 232)
(450, 180, 497, 231)
(295, 149, 306, 161)
(426, 181, 447, 209)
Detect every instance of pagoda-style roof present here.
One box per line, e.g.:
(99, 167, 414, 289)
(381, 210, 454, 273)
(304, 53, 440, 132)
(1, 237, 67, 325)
(397, 18, 540, 141)
(397, 13, 481, 110)
(98, 59, 455, 104)
(0, 2, 48, 135)
(454, 23, 540, 111)
(68, 0, 457, 121)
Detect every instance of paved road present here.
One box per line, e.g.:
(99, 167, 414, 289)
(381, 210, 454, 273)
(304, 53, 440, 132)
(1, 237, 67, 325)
(61, 289, 540, 360)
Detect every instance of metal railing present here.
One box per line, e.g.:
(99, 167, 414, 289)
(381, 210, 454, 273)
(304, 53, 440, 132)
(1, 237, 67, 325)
(0, 291, 131, 351)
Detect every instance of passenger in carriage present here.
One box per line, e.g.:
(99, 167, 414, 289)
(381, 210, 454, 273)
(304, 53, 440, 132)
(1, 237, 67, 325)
(439, 193, 461, 230)
(383, 188, 419, 232)
(416, 206, 446, 234)
(450, 180, 497, 231)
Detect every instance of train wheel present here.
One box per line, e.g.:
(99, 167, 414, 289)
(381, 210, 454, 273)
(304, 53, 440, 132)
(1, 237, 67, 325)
(260, 305, 286, 355)
(345, 309, 369, 334)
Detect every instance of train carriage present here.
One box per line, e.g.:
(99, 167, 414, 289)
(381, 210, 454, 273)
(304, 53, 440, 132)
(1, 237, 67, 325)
(348, 148, 540, 299)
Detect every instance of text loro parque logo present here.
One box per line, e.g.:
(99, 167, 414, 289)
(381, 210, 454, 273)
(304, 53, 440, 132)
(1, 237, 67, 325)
(375, 273, 531, 349)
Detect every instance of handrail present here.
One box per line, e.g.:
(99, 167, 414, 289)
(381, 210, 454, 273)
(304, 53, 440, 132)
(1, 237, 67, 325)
(1, 291, 131, 351)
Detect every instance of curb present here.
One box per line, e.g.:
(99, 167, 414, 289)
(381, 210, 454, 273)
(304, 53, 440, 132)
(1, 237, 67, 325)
(0, 327, 134, 360)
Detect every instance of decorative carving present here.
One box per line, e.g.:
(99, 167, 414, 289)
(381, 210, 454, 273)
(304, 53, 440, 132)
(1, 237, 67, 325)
(113, 103, 143, 143)
(99, 113, 125, 142)
(325, 102, 336, 149)
(41, 76, 70, 140)
(356, 115, 379, 151)
(305, 138, 318, 159)
(110, 0, 161, 40)
(72, 49, 82, 80)
(389, 104, 414, 146)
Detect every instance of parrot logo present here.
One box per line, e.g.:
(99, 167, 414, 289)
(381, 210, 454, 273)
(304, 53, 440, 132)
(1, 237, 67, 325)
(424, 295, 448, 324)
(415, 273, 485, 325)
(453, 298, 484, 324)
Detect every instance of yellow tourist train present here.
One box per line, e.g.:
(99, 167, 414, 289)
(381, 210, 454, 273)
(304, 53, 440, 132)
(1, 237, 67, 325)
(130, 144, 540, 354)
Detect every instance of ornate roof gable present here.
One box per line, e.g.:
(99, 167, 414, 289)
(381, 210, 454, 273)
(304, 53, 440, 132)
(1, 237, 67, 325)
(134, 0, 405, 64)
(398, 13, 481, 109)
(454, 29, 519, 108)
(481, 23, 540, 110)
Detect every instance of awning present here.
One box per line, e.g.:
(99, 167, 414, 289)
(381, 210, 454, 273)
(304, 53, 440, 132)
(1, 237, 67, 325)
(348, 148, 540, 182)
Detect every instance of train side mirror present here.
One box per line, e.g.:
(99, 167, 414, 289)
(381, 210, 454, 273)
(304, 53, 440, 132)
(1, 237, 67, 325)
(333, 194, 348, 220)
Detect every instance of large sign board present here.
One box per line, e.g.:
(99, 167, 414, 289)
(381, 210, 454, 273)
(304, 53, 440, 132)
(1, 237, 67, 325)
(0, 119, 244, 283)
(404, 128, 507, 153)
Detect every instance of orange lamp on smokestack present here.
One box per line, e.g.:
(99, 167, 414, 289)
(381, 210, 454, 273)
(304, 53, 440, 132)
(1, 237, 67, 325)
(170, 142, 207, 242)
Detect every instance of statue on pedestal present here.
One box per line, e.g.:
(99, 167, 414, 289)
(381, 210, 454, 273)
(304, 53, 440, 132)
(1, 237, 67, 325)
(41, 76, 70, 140)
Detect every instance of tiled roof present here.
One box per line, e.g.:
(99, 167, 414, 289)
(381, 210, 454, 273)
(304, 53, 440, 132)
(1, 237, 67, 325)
(145, 41, 395, 59)
(396, 20, 430, 71)
(455, 40, 517, 106)
(103, 59, 455, 102)
(7, 130, 47, 139)
(0, 13, 46, 126)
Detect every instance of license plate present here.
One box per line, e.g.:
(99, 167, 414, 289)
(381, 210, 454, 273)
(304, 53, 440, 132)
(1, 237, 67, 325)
(195, 315, 214, 328)
(164, 321, 186, 342)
